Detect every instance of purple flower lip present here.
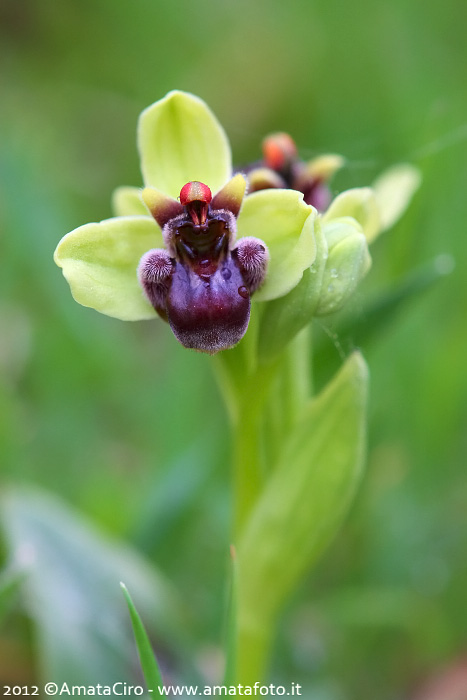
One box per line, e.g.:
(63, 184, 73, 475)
(138, 180, 269, 354)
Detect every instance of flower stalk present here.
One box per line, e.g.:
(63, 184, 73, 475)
(216, 325, 314, 682)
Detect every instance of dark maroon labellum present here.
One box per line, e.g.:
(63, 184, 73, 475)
(166, 213, 250, 353)
(167, 256, 250, 354)
(138, 180, 268, 354)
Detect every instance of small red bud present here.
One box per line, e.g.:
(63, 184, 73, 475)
(262, 132, 297, 172)
(180, 181, 212, 206)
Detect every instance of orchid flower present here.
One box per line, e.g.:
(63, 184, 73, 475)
(54, 91, 317, 353)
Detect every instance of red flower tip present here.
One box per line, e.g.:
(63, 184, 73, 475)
(180, 181, 212, 206)
(262, 132, 297, 172)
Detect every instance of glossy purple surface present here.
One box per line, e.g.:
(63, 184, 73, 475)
(167, 257, 250, 354)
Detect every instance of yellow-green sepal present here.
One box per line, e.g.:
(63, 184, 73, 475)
(54, 216, 163, 321)
(138, 90, 232, 198)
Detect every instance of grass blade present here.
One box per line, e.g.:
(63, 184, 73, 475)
(121, 582, 164, 693)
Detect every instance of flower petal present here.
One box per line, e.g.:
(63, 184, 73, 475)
(237, 190, 316, 301)
(305, 153, 345, 180)
(54, 217, 163, 321)
(138, 91, 232, 198)
(141, 187, 184, 227)
(112, 186, 148, 217)
(211, 173, 247, 218)
(372, 163, 421, 231)
(323, 187, 381, 243)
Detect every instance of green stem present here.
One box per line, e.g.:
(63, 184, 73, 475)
(235, 614, 274, 685)
(232, 329, 313, 681)
(231, 357, 281, 540)
(232, 400, 263, 541)
(283, 324, 312, 426)
(262, 373, 283, 472)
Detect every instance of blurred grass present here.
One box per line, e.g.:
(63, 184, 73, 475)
(1, 0, 466, 697)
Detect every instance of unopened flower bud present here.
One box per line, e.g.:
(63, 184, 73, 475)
(316, 219, 371, 316)
(262, 132, 297, 172)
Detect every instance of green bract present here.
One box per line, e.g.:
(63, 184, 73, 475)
(54, 91, 317, 322)
(236, 351, 368, 628)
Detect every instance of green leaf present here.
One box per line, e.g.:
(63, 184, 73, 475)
(121, 583, 164, 693)
(323, 187, 381, 243)
(372, 163, 421, 231)
(237, 190, 316, 301)
(257, 218, 328, 361)
(54, 216, 162, 320)
(112, 186, 148, 217)
(138, 90, 232, 198)
(0, 488, 180, 687)
(237, 352, 368, 625)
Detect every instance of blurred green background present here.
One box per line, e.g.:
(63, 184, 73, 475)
(1, 0, 466, 697)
